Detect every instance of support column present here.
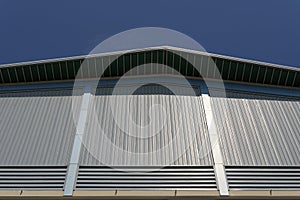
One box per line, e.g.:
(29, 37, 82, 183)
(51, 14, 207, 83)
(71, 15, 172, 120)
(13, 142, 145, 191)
(64, 87, 92, 196)
(202, 93, 229, 196)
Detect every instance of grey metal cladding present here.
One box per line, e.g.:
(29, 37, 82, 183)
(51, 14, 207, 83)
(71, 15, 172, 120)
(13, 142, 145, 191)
(0, 89, 82, 165)
(211, 90, 300, 166)
(80, 95, 213, 166)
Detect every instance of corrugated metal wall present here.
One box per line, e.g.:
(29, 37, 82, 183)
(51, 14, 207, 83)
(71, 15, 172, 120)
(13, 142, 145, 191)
(0, 89, 82, 165)
(80, 94, 213, 166)
(211, 90, 300, 166)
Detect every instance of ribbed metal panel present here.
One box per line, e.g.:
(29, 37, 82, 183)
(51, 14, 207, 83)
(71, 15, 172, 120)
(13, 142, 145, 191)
(0, 166, 67, 190)
(211, 90, 300, 166)
(226, 166, 300, 190)
(76, 166, 217, 190)
(80, 95, 213, 166)
(0, 89, 82, 165)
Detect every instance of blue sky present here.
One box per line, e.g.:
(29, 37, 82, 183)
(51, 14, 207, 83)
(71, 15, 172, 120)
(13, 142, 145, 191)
(0, 0, 299, 68)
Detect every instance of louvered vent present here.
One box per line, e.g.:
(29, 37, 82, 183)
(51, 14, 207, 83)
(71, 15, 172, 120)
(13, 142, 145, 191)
(0, 166, 67, 190)
(76, 166, 216, 190)
(226, 166, 300, 190)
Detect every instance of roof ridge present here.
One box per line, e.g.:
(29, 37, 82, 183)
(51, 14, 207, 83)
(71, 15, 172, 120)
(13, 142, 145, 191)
(0, 46, 299, 71)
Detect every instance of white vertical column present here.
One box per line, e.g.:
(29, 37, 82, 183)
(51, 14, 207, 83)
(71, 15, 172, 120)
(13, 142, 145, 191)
(64, 87, 92, 196)
(202, 94, 229, 196)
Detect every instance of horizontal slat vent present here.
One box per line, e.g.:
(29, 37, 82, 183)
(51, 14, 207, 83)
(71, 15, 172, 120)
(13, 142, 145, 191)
(0, 166, 67, 190)
(226, 166, 300, 190)
(76, 166, 216, 190)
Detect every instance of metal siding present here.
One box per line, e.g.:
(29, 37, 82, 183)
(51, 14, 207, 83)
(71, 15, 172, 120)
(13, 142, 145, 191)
(211, 90, 300, 166)
(0, 89, 82, 165)
(80, 95, 213, 166)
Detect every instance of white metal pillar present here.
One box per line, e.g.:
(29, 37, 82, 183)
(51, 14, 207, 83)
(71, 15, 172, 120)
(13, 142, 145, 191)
(64, 87, 92, 196)
(202, 93, 229, 196)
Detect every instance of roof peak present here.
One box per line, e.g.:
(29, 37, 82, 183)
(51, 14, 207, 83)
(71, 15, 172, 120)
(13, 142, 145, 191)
(0, 46, 299, 72)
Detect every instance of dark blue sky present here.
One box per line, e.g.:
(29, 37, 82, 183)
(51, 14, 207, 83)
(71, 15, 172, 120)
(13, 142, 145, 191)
(1, 0, 299, 67)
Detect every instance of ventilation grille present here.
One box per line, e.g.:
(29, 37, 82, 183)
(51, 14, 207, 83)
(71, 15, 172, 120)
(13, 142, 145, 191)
(0, 166, 67, 190)
(76, 166, 216, 190)
(226, 166, 300, 190)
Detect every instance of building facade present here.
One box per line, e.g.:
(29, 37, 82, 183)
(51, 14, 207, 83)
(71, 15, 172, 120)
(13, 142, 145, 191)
(0, 46, 299, 199)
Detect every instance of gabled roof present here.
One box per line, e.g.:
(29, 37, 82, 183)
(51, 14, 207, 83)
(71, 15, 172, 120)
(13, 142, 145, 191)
(0, 47, 300, 198)
(0, 46, 299, 88)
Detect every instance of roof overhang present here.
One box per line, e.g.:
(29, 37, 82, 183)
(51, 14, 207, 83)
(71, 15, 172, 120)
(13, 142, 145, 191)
(0, 46, 299, 88)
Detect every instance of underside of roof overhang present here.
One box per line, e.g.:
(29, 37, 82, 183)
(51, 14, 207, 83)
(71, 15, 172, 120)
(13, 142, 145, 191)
(0, 46, 299, 88)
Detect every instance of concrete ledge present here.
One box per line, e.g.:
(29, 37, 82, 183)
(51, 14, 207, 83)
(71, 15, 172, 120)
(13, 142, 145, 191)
(73, 190, 116, 196)
(21, 190, 63, 196)
(5, 189, 300, 198)
(272, 190, 300, 196)
(176, 190, 219, 196)
(0, 190, 21, 196)
(230, 190, 271, 196)
(116, 190, 175, 196)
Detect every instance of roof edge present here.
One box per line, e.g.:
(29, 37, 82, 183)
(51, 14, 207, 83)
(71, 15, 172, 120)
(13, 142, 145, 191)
(0, 46, 299, 72)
